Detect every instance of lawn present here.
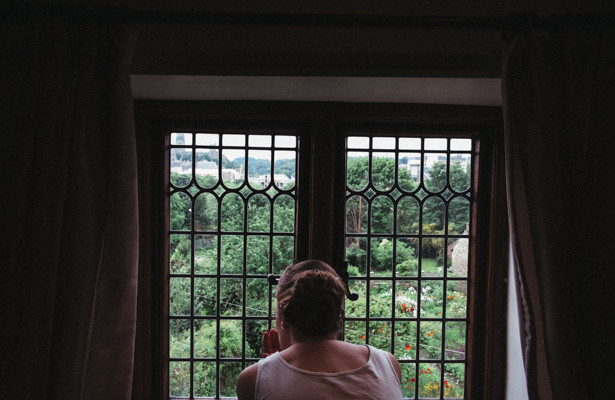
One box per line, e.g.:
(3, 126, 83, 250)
(421, 258, 442, 274)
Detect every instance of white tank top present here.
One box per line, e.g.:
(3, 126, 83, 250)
(255, 345, 402, 399)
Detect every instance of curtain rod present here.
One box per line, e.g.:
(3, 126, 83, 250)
(2, 4, 612, 31)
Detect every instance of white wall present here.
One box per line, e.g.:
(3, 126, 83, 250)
(131, 75, 502, 106)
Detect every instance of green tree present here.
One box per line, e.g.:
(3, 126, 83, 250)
(425, 161, 447, 192)
(423, 161, 470, 232)
(274, 158, 296, 179)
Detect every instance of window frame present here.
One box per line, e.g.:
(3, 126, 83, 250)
(133, 100, 507, 400)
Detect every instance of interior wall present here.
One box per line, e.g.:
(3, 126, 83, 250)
(21, 1, 615, 77)
(131, 0, 613, 77)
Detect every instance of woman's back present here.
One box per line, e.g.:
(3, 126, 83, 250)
(278, 339, 369, 373)
(254, 343, 402, 400)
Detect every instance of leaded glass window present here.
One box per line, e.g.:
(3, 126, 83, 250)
(344, 135, 473, 400)
(167, 131, 298, 398)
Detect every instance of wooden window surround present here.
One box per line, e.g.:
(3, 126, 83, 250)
(133, 101, 507, 400)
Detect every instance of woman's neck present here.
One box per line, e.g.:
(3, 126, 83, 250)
(292, 333, 338, 345)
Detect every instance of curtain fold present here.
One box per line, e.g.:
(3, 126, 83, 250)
(1, 18, 138, 399)
(503, 21, 615, 400)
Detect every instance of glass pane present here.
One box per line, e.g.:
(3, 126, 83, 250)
(169, 234, 191, 274)
(448, 237, 468, 278)
(246, 320, 269, 357)
(221, 148, 245, 189)
(347, 136, 369, 149)
(398, 152, 420, 192)
(369, 320, 391, 350)
(370, 237, 393, 275)
(422, 196, 445, 233)
(450, 138, 471, 151)
(169, 319, 190, 358)
(194, 361, 216, 397)
(418, 362, 441, 398)
(169, 278, 191, 316)
(170, 192, 191, 231)
(373, 136, 395, 150)
(445, 321, 466, 360)
(169, 361, 190, 397)
(449, 157, 471, 192)
(273, 195, 295, 233)
(347, 152, 369, 191)
(275, 135, 296, 148)
(396, 280, 418, 318)
(346, 237, 367, 276)
(345, 280, 367, 317)
(220, 235, 243, 274)
(272, 236, 294, 274)
(369, 280, 392, 318)
(220, 193, 244, 231)
(246, 278, 268, 317)
(248, 149, 271, 190)
(195, 148, 219, 189)
(446, 282, 467, 318)
(420, 280, 443, 318)
(424, 154, 447, 192)
(345, 320, 367, 345)
(195, 132, 219, 146)
(444, 363, 465, 399)
(421, 237, 445, 277)
(420, 321, 442, 359)
(246, 236, 269, 274)
(343, 133, 474, 400)
(194, 319, 217, 358)
(448, 196, 470, 234)
(222, 133, 245, 147)
(394, 320, 417, 359)
(401, 363, 417, 399)
(219, 320, 243, 358)
(372, 153, 395, 191)
(396, 238, 418, 277)
(399, 137, 421, 150)
(247, 194, 270, 232)
(170, 148, 192, 187)
(274, 150, 296, 189)
(396, 197, 419, 235)
(424, 138, 447, 151)
(346, 195, 368, 234)
(219, 279, 243, 316)
(371, 196, 393, 233)
(167, 130, 298, 397)
(194, 234, 217, 274)
(249, 134, 271, 147)
(194, 278, 217, 316)
(171, 132, 192, 145)
(194, 193, 218, 231)
(220, 362, 242, 397)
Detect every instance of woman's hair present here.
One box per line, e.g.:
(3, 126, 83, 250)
(276, 260, 347, 338)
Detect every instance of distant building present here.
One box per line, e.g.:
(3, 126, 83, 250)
(249, 174, 295, 188)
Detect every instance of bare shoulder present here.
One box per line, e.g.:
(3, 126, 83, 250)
(236, 363, 258, 400)
(385, 351, 402, 382)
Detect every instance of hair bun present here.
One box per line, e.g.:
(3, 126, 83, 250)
(277, 261, 347, 338)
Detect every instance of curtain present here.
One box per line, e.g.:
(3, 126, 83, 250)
(503, 20, 615, 399)
(0, 18, 138, 399)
